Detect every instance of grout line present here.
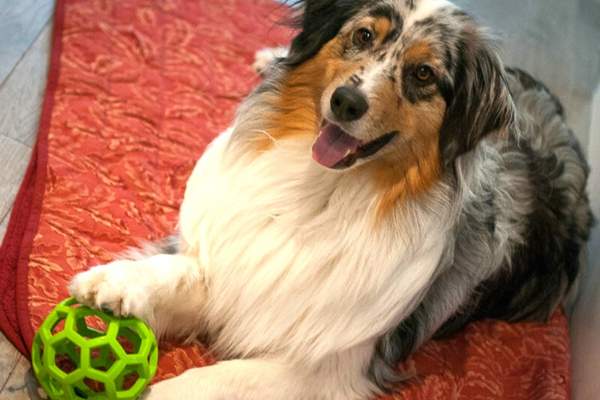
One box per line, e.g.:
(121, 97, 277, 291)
(0, 133, 35, 149)
(0, 354, 24, 394)
(0, 206, 13, 230)
(0, 135, 33, 225)
(0, 132, 36, 151)
(0, 15, 53, 92)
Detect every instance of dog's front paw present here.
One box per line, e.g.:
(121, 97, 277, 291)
(69, 260, 152, 318)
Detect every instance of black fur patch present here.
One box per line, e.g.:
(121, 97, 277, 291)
(368, 311, 421, 390)
(160, 236, 180, 254)
(370, 3, 404, 41)
(468, 143, 592, 322)
(285, 0, 373, 65)
(439, 30, 516, 168)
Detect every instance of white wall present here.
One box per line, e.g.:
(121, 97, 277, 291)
(588, 87, 600, 236)
(571, 83, 600, 400)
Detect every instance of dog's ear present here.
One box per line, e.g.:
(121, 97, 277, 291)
(439, 27, 516, 167)
(285, 0, 368, 65)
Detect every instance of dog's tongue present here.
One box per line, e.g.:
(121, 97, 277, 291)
(312, 123, 362, 168)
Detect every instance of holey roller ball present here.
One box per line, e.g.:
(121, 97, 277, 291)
(31, 298, 158, 400)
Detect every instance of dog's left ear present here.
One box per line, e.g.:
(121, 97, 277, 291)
(439, 27, 516, 167)
(285, 0, 368, 66)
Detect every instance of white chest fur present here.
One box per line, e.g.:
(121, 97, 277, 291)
(179, 129, 449, 363)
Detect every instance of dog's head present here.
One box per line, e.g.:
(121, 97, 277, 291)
(282, 0, 515, 178)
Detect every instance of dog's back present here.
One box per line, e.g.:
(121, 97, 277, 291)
(467, 67, 593, 322)
(371, 67, 593, 389)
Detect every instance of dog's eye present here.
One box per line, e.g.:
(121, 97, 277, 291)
(415, 65, 434, 82)
(353, 28, 375, 48)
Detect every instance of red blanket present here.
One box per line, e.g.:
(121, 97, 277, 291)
(0, 1, 571, 398)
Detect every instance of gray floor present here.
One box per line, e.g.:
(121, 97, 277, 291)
(0, 0, 598, 399)
(0, 1, 54, 398)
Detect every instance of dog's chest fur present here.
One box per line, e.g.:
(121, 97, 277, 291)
(178, 129, 451, 360)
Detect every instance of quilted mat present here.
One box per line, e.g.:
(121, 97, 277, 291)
(0, 0, 572, 398)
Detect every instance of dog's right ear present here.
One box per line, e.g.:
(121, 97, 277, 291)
(439, 26, 517, 168)
(285, 0, 367, 65)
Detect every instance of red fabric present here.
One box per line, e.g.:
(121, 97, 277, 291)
(0, 0, 570, 398)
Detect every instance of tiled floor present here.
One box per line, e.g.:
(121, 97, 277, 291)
(0, 1, 54, 398)
(0, 0, 598, 399)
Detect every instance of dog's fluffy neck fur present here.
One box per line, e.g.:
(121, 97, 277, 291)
(179, 82, 456, 367)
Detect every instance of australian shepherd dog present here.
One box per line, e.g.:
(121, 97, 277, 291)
(70, 0, 593, 398)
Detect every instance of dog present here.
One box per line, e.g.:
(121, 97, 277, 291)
(69, 0, 593, 398)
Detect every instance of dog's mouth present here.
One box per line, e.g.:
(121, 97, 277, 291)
(312, 122, 397, 170)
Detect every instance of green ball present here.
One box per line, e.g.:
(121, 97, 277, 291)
(32, 297, 158, 400)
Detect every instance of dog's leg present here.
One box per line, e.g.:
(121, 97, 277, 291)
(144, 349, 377, 400)
(69, 253, 206, 339)
(144, 359, 303, 400)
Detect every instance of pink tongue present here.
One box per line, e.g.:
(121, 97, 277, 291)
(312, 123, 362, 168)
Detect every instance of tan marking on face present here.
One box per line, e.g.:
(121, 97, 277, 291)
(372, 17, 393, 45)
(253, 16, 394, 151)
(403, 41, 434, 65)
(252, 18, 445, 218)
(253, 37, 359, 150)
(370, 95, 447, 218)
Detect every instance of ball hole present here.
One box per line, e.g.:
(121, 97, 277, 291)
(83, 377, 105, 393)
(75, 313, 110, 339)
(51, 318, 66, 335)
(89, 344, 117, 371)
(55, 352, 78, 374)
(122, 370, 140, 390)
(117, 327, 142, 354)
(73, 386, 88, 399)
(53, 338, 80, 374)
(117, 364, 145, 392)
(83, 315, 108, 334)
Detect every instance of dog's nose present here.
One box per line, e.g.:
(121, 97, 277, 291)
(330, 86, 369, 122)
